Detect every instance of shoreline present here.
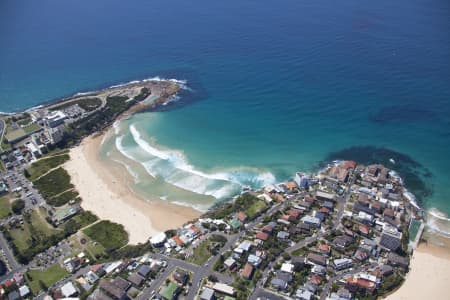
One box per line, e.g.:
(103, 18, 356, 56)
(385, 237, 450, 300)
(63, 131, 202, 244)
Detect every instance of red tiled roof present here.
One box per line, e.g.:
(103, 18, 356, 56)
(172, 236, 184, 246)
(319, 244, 331, 253)
(320, 207, 330, 214)
(256, 231, 269, 241)
(359, 224, 369, 235)
(237, 212, 248, 222)
(241, 263, 254, 279)
(262, 225, 273, 233)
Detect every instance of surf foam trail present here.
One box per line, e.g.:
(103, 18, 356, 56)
(427, 208, 450, 237)
(114, 123, 276, 199)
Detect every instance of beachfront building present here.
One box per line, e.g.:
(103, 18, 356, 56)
(150, 232, 167, 247)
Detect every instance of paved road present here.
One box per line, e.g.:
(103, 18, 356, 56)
(0, 231, 20, 271)
(250, 287, 290, 300)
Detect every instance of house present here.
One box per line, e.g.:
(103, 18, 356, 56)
(99, 278, 129, 300)
(311, 265, 326, 275)
(211, 283, 235, 296)
(262, 225, 273, 234)
(138, 264, 151, 278)
(7, 291, 20, 300)
(318, 244, 331, 255)
(18, 286, 30, 298)
(61, 282, 78, 298)
(256, 231, 269, 241)
(387, 253, 409, 270)
(86, 271, 100, 284)
(228, 218, 242, 230)
(160, 282, 180, 300)
(353, 249, 369, 262)
(302, 215, 321, 227)
(241, 263, 254, 280)
(277, 271, 293, 283)
(307, 253, 327, 266)
(127, 273, 144, 287)
(383, 208, 395, 218)
(310, 274, 323, 285)
(288, 209, 302, 220)
(298, 201, 313, 211)
(236, 212, 248, 223)
(380, 231, 402, 252)
(173, 270, 188, 285)
(333, 258, 353, 271)
(200, 288, 215, 300)
(316, 191, 336, 202)
(150, 232, 167, 247)
(248, 254, 262, 267)
(333, 235, 354, 250)
(315, 212, 326, 222)
(354, 203, 376, 216)
(296, 288, 313, 300)
(320, 207, 330, 215)
(358, 224, 370, 236)
(281, 262, 294, 273)
(285, 181, 298, 192)
(277, 231, 290, 240)
(271, 278, 288, 290)
(224, 257, 237, 269)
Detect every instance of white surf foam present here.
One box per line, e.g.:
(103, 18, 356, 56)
(426, 208, 450, 237)
(117, 123, 276, 200)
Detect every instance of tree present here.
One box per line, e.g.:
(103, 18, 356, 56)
(11, 199, 25, 214)
(24, 168, 31, 178)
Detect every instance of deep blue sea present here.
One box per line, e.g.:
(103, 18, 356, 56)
(1, 0, 450, 234)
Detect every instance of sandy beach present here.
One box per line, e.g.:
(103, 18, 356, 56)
(386, 237, 450, 300)
(63, 132, 201, 244)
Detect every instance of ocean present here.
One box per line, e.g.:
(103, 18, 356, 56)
(1, 0, 449, 236)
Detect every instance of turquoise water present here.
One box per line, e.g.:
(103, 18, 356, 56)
(1, 0, 450, 234)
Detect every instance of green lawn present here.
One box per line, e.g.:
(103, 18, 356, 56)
(5, 126, 26, 142)
(9, 208, 59, 253)
(245, 200, 267, 219)
(27, 154, 70, 181)
(26, 263, 68, 294)
(188, 235, 226, 265)
(0, 195, 11, 219)
(23, 123, 42, 134)
(51, 97, 102, 112)
(83, 220, 128, 252)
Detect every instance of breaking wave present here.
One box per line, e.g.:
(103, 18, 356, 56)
(426, 208, 450, 237)
(114, 123, 276, 199)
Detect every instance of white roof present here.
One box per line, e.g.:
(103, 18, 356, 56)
(19, 285, 30, 297)
(281, 262, 294, 273)
(150, 232, 167, 244)
(104, 260, 122, 274)
(61, 282, 77, 297)
(212, 283, 235, 296)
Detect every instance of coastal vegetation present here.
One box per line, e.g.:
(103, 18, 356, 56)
(206, 192, 267, 220)
(32, 167, 79, 207)
(83, 220, 128, 252)
(25, 153, 70, 181)
(26, 263, 69, 294)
